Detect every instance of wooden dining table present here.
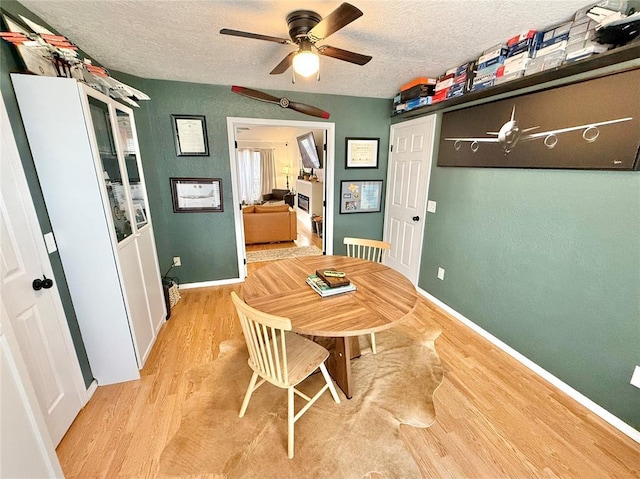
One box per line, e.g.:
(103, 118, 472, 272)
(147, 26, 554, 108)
(242, 255, 418, 398)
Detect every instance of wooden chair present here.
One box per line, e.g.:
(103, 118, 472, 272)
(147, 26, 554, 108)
(231, 292, 341, 459)
(343, 237, 391, 354)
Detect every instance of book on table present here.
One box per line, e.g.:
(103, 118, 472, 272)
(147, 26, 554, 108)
(315, 269, 350, 288)
(306, 274, 356, 297)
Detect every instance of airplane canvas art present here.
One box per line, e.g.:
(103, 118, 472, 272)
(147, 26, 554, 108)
(438, 68, 640, 170)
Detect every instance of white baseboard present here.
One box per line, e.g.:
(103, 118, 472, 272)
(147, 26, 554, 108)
(86, 380, 98, 401)
(179, 277, 243, 290)
(417, 287, 640, 445)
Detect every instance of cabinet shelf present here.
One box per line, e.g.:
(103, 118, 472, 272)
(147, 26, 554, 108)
(392, 42, 640, 121)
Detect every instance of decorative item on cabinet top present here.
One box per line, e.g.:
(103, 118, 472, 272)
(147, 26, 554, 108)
(0, 11, 149, 107)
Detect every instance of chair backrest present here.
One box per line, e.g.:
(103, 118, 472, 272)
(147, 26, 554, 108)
(344, 237, 391, 263)
(231, 292, 292, 387)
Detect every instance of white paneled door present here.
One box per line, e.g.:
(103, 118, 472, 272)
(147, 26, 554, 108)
(1, 96, 86, 446)
(384, 115, 437, 285)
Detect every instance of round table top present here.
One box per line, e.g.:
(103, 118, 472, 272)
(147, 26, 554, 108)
(242, 255, 418, 337)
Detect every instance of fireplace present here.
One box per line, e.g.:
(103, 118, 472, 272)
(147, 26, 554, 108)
(297, 193, 309, 212)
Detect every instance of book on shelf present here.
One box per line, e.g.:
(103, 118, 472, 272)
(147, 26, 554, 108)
(306, 274, 356, 297)
(315, 269, 350, 288)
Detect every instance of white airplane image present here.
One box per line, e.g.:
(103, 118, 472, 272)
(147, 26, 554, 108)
(445, 106, 632, 154)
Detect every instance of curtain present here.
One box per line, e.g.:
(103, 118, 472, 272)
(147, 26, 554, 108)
(236, 149, 260, 204)
(260, 149, 276, 195)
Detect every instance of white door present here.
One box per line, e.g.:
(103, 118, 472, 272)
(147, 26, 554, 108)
(1, 302, 65, 479)
(384, 115, 437, 284)
(1, 95, 86, 446)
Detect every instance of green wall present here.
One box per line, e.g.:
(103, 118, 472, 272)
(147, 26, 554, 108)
(418, 106, 640, 428)
(1, 0, 92, 387)
(119, 75, 391, 283)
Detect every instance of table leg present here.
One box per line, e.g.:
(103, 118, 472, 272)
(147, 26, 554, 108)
(326, 337, 361, 399)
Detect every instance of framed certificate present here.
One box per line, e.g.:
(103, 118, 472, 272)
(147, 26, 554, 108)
(345, 137, 379, 169)
(171, 115, 209, 156)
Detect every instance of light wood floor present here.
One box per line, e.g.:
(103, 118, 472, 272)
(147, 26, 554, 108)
(56, 264, 640, 478)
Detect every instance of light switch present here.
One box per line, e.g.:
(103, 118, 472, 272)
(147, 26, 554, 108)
(43, 232, 57, 253)
(437, 267, 445, 280)
(427, 200, 437, 213)
(631, 365, 640, 389)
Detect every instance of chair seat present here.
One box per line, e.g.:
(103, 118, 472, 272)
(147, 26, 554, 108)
(249, 333, 329, 387)
(285, 333, 330, 386)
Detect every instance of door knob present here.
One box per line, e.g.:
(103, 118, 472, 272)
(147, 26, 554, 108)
(412, 216, 420, 222)
(32, 275, 54, 291)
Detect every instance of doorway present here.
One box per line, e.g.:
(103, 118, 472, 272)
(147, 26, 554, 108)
(226, 118, 335, 277)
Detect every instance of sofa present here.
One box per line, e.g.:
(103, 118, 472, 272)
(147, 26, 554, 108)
(262, 188, 294, 207)
(243, 204, 297, 244)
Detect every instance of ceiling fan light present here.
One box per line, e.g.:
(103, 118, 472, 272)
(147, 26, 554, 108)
(293, 50, 319, 77)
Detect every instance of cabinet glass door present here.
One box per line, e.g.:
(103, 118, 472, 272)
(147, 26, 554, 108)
(115, 108, 148, 230)
(88, 97, 133, 242)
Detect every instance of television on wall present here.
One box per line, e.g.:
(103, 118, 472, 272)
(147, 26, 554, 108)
(296, 131, 322, 169)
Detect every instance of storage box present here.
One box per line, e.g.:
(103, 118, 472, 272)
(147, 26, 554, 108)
(400, 76, 437, 92)
(507, 30, 537, 46)
(400, 82, 436, 102)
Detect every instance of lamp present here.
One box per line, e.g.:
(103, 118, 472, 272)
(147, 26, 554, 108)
(282, 165, 291, 190)
(292, 41, 319, 78)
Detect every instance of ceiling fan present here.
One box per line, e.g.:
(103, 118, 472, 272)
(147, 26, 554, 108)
(231, 86, 330, 119)
(220, 2, 371, 81)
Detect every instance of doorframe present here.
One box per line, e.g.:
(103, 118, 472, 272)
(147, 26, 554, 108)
(226, 117, 335, 277)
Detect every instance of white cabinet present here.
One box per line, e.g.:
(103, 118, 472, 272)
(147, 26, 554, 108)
(12, 74, 166, 385)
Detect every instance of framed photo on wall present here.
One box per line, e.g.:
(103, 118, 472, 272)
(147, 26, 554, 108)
(340, 180, 383, 214)
(345, 137, 379, 168)
(171, 115, 209, 156)
(170, 177, 223, 213)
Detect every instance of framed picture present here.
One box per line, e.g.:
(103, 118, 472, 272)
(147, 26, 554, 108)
(133, 203, 147, 227)
(170, 177, 223, 213)
(171, 115, 209, 156)
(438, 69, 640, 170)
(340, 180, 383, 214)
(345, 137, 379, 169)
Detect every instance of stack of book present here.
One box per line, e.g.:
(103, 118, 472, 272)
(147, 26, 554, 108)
(306, 270, 356, 297)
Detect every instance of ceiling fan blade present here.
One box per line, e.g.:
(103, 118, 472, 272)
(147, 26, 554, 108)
(317, 45, 372, 65)
(231, 86, 280, 105)
(287, 101, 330, 119)
(307, 3, 363, 42)
(270, 51, 296, 75)
(220, 28, 292, 45)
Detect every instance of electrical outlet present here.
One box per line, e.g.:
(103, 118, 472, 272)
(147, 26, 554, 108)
(427, 200, 437, 213)
(172, 256, 181, 267)
(437, 267, 445, 280)
(631, 366, 640, 389)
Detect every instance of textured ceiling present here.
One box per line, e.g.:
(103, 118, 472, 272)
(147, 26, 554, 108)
(18, 0, 592, 99)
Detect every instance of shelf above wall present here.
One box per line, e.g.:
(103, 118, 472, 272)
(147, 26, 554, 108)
(391, 42, 640, 122)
